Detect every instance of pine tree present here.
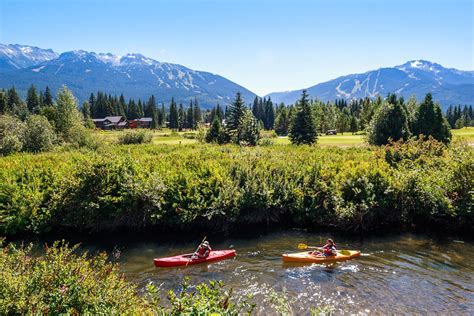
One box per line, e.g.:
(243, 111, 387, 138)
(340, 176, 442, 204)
(206, 117, 225, 144)
(7, 87, 22, 112)
(226, 92, 247, 140)
(38, 91, 45, 108)
(289, 90, 317, 145)
(413, 93, 451, 143)
(169, 98, 179, 130)
(349, 115, 359, 134)
(118, 94, 127, 118)
(26, 84, 39, 113)
(82, 101, 92, 119)
(88, 93, 96, 117)
(44, 86, 54, 106)
(128, 99, 138, 120)
(193, 98, 202, 128)
(238, 110, 261, 146)
(274, 104, 290, 136)
(54, 86, 82, 140)
(186, 100, 194, 129)
(158, 103, 166, 127)
(0, 90, 6, 114)
(178, 103, 185, 131)
(264, 97, 275, 130)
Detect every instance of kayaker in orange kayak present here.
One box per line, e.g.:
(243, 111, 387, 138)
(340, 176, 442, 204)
(311, 239, 337, 257)
(192, 240, 212, 259)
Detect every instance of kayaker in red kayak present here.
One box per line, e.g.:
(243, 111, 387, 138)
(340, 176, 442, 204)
(311, 239, 337, 257)
(192, 240, 212, 259)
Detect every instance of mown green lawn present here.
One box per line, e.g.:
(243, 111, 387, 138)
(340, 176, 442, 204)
(274, 133, 365, 146)
(452, 126, 474, 143)
(94, 127, 474, 147)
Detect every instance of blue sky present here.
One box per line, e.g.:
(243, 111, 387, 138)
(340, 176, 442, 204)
(1, 0, 472, 95)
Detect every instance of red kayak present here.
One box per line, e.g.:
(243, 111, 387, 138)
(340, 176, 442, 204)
(154, 250, 236, 267)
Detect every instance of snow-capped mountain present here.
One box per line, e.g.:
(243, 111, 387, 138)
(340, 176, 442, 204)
(267, 60, 474, 108)
(0, 44, 58, 71)
(0, 45, 257, 107)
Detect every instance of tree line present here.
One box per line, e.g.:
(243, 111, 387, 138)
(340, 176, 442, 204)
(446, 104, 473, 129)
(0, 84, 469, 148)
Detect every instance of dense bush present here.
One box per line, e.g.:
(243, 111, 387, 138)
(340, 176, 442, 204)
(0, 115, 26, 155)
(367, 101, 410, 145)
(24, 115, 56, 152)
(117, 130, 152, 145)
(0, 242, 254, 315)
(0, 143, 472, 236)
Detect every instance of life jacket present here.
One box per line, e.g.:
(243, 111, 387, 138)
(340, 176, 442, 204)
(323, 243, 336, 256)
(197, 245, 212, 258)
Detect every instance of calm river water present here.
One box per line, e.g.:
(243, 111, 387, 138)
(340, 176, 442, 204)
(84, 231, 473, 314)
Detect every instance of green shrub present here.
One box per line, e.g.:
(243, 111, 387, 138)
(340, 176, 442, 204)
(0, 115, 26, 155)
(0, 143, 471, 235)
(24, 115, 56, 152)
(383, 136, 446, 167)
(0, 242, 255, 315)
(117, 130, 152, 145)
(0, 241, 148, 315)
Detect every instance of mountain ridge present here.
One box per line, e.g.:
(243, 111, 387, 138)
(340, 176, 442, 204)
(0, 44, 257, 108)
(266, 60, 474, 109)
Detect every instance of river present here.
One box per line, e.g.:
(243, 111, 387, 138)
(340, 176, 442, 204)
(83, 231, 473, 314)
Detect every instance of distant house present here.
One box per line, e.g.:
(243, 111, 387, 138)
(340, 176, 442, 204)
(128, 117, 153, 129)
(92, 116, 127, 130)
(92, 116, 153, 129)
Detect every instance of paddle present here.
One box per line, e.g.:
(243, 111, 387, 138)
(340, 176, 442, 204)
(298, 243, 351, 256)
(186, 236, 207, 267)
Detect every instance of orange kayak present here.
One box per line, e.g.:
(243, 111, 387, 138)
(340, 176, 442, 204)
(154, 250, 236, 267)
(282, 250, 360, 263)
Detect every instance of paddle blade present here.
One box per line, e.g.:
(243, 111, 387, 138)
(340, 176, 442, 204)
(297, 243, 308, 250)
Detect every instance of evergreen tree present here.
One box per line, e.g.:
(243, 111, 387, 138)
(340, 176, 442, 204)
(193, 98, 202, 128)
(7, 87, 22, 112)
(274, 105, 290, 136)
(209, 104, 224, 123)
(289, 90, 317, 145)
(0, 91, 6, 114)
(178, 103, 185, 131)
(349, 115, 359, 134)
(226, 92, 247, 140)
(158, 103, 166, 127)
(38, 91, 45, 108)
(118, 94, 127, 118)
(238, 110, 261, 146)
(263, 97, 275, 130)
(26, 85, 39, 113)
(44, 86, 54, 106)
(367, 101, 410, 145)
(88, 93, 96, 117)
(413, 93, 451, 143)
(169, 98, 179, 129)
(54, 86, 83, 140)
(128, 99, 138, 120)
(82, 101, 92, 119)
(186, 100, 194, 129)
(206, 117, 226, 144)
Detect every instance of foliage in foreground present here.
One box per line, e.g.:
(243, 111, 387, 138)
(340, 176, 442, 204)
(0, 242, 255, 315)
(0, 138, 472, 236)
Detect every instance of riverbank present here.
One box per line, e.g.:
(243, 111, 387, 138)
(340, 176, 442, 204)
(1, 138, 472, 238)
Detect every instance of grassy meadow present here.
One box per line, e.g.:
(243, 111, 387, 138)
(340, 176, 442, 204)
(94, 127, 474, 146)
